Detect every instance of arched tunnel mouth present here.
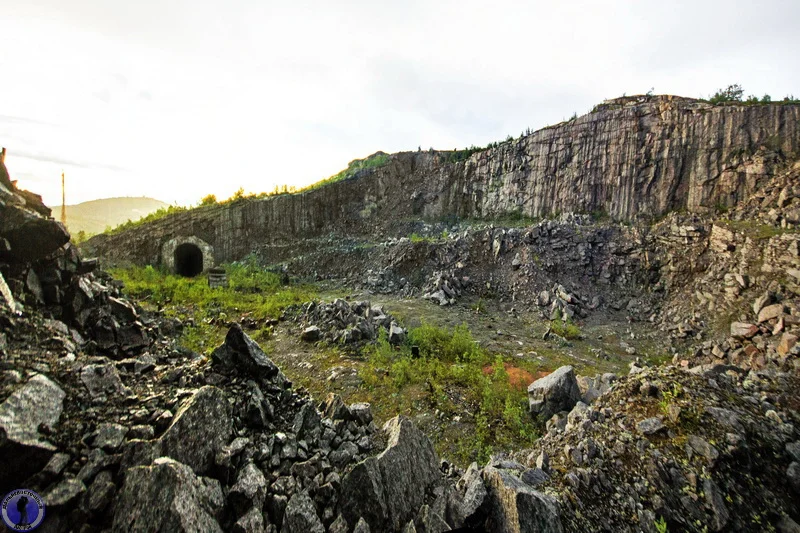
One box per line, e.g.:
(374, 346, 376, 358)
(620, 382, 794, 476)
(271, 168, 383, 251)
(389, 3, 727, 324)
(174, 243, 204, 277)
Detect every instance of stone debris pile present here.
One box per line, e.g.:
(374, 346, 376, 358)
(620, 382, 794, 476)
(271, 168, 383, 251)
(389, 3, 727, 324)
(287, 299, 405, 345)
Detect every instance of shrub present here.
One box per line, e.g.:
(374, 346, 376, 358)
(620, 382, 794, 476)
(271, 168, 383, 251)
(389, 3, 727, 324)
(550, 319, 581, 340)
(708, 84, 744, 104)
(198, 194, 218, 206)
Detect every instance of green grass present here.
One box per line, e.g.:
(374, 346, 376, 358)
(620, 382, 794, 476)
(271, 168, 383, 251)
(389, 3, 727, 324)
(550, 319, 582, 340)
(358, 323, 539, 465)
(716, 219, 797, 240)
(301, 152, 390, 193)
(109, 260, 316, 354)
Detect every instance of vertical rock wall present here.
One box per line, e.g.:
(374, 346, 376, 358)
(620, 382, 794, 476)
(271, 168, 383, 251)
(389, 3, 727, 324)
(85, 96, 800, 267)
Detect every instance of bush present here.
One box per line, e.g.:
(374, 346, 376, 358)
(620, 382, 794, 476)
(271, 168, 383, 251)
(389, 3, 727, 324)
(708, 84, 744, 104)
(550, 319, 581, 340)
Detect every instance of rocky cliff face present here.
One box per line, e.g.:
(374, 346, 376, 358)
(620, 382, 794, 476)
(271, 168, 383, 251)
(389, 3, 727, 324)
(85, 95, 800, 268)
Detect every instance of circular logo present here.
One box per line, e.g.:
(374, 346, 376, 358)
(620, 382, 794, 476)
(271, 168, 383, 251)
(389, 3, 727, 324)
(2, 489, 45, 531)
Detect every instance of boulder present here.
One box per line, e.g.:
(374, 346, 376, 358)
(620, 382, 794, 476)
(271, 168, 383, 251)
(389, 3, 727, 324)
(80, 363, 132, 401)
(758, 304, 785, 323)
(458, 462, 489, 527)
(228, 462, 268, 515)
(341, 416, 442, 531)
(283, 491, 325, 533)
(300, 326, 322, 342)
(158, 386, 232, 475)
(112, 457, 224, 532)
(730, 322, 759, 339)
(389, 322, 406, 344)
(777, 333, 798, 356)
(0, 374, 66, 493)
(212, 324, 284, 383)
(482, 466, 562, 533)
(527, 366, 581, 419)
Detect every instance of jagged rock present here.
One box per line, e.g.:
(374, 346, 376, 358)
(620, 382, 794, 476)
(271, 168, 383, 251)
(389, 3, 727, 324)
(637, 417, 666, 435)
(322, 393, 352, 421)
(158, 386, 232, 475)
(349, 403, 374, 425)
(229, 462, 268, 515)
(353, 517, 371, 533)
(0, 374, 66, 492)
(211, 324, 284, 382)
(758, 303, 785, 323)
(92, 422, 129, 451)
(730, 322, 759, 339)
(527, 366, 581, 419)
(112, 457, 224, 532)
(777, 333, 798, 356)
(80, 362, 132, 402)
(283, 491, 325, 533)
(300, 325, 322, 342)
(457, 462, 489, 526)
(482, 465, 562, 533)
(45, 477, 87, 508)
(389, 322, 406, 344)
(233, 506, 267, 533)
(341, 416, 441, 531)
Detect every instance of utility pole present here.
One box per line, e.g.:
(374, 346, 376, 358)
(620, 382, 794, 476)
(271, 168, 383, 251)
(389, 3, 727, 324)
(61, 170, 67, 226)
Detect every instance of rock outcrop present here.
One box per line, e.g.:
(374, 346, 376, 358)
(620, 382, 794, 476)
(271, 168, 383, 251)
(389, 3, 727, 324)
(85, 96, 800, 268)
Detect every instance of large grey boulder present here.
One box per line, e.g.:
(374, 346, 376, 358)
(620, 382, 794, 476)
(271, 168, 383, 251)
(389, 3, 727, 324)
(158, 386, 232, 475)
(482, 466, 562, 533)
(340, 416, 442, 531)
(211, 324, 286, 384)
(527, 366, 581, 419)
(112, 457, 224, 532)
(283, 491, 325, 533)
(0, 374, 66, 492)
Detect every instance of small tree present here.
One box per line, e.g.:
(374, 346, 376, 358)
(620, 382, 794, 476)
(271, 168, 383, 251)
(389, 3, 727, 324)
(198, 194, 217, 206)
(708, 84, 744, 104)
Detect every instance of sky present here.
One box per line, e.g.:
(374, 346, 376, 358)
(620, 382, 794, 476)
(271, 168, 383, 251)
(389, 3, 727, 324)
(1, 0, 798, 208)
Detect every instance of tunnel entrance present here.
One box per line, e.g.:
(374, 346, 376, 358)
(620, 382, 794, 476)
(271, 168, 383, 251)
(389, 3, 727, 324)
(174, 243, 204, 277)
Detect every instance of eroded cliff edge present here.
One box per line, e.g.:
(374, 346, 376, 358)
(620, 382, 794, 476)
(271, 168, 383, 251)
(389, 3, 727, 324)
(85, 95, 800, 267)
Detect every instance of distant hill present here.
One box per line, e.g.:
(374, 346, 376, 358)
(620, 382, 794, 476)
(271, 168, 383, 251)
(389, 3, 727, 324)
(56, 197, 170, 236)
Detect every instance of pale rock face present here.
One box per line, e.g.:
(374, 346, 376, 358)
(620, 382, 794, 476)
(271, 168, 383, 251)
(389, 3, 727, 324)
(87, 97, 800, 267)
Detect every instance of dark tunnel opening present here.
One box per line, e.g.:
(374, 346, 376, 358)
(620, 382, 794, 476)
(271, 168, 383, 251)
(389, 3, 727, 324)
(174, 243, 203, 277)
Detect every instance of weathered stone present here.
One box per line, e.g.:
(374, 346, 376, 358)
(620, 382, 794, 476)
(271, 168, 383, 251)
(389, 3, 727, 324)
(349, 403, 374, 425)
(458, 462, 489, 527)
(300, 326, 322, 342)
(527, 366, 581, 419)
(93, 423, 129, 451)
(758, 303, 785, 323)
(637, 417, 666, 435)
(389, 322, 406, 344)
(730, 322, 758, 339)
(159, 386, 232, 475)
(483, 466, 562, 533)
(0, 374, 66, 492)
(283, 491, 325, 533)
(211, 324, 284, 382)
(777, 333, 798, 356)
(45, 477, 87, 508)
(112, 457, 224, 533)
(233, 506, 267, 533)
(229, 462, 268, 515)
(80, 363, 132, 402)
(341, 416, 441, 531)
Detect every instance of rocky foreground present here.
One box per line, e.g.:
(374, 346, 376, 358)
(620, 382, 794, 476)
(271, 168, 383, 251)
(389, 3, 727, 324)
(1, 134, 800, 531)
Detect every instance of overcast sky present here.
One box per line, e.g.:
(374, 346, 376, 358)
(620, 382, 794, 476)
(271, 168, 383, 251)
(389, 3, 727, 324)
(1, 0, 798, 207)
